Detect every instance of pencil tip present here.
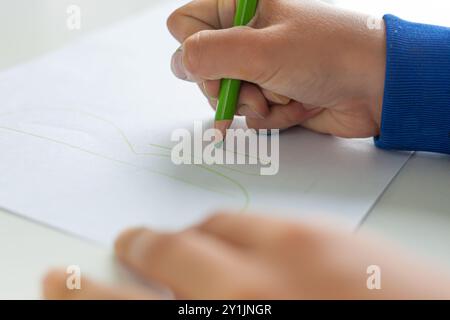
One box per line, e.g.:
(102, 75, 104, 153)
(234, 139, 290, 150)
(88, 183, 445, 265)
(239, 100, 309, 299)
(214, 120, 232, 143)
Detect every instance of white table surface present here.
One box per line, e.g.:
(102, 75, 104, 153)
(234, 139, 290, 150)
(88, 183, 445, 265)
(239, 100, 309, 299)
(0, 0, 449, 299)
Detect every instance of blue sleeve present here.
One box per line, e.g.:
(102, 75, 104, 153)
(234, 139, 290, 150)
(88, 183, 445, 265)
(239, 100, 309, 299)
(375, 14, 450, 154)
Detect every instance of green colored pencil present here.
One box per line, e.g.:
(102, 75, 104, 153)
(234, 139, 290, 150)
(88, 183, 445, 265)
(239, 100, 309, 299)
(214, 0, 259, 140)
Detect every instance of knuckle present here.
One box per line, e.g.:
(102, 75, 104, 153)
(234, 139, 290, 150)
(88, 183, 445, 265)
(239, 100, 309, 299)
(247, 0, 273, 29)
(166, 9, 180, 33)
(166, 7, 189, 40)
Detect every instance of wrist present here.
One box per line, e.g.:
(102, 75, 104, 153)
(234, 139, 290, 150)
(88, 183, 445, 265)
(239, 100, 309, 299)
(366, 17, 386, 132)
(339, 13, 387, 133)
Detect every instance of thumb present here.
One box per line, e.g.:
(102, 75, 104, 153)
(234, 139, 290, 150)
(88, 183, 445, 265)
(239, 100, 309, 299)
(172, 27, 274, 85)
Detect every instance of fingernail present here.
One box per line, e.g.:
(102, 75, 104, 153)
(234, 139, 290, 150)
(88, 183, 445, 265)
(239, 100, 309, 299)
(214, 121, 231, 143)
(171, 48, 188, 80)
(239, 104, 265, 119)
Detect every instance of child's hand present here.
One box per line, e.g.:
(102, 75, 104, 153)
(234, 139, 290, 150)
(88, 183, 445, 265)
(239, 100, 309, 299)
(43, 213, 450, 300)
(168, 0, 386, 138)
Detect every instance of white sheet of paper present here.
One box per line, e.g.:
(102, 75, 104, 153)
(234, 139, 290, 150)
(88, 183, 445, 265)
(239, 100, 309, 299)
(0, 1, 411, 244)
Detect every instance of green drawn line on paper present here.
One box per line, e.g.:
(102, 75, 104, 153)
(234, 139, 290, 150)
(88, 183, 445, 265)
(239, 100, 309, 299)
(34, 107, 261, 177)
(150, 141, 268, 164)
(0, 125, 242, 199)
(68, 109, 266, 175)
(149, 143, 262, 177)
(197, 164, 249, 213)
(0, 108, 251, 210)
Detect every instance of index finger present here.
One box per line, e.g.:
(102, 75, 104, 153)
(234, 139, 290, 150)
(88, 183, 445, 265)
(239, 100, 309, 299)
(167, 0, 237, 43)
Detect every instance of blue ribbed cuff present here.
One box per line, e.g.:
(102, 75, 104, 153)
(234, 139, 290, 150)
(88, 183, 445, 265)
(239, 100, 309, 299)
(375, 14, 450, 154)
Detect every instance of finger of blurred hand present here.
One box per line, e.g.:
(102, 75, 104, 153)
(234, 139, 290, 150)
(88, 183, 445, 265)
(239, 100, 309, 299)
(42, 269, 159, 300)
(196, 212, 311, 250)
(246, 101, 323, 130)
(115, 228, 246, 299)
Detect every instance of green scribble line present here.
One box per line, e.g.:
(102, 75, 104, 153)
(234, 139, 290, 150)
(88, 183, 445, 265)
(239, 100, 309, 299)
(197, 164, 250, 212)
(150, 142, 267, 165)
(45, 108, 259, 177)
(149, 143, 262, 177)
(0, 126, 242, 197)
(0, 108, 252, 210)
(148, 145, 250, 209)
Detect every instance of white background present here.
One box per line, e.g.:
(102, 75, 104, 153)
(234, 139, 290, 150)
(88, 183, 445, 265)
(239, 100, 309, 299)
(338, 0, 450, 26)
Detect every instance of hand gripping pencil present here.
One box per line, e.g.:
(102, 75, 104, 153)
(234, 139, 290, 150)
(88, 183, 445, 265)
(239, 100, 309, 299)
(214, 0, 259, 141)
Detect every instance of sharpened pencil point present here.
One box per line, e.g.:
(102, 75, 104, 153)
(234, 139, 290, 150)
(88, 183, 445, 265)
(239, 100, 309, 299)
(214, 120, 232, 143)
